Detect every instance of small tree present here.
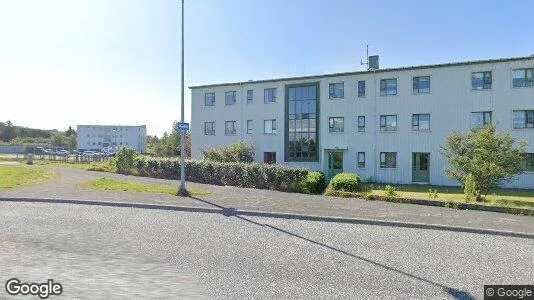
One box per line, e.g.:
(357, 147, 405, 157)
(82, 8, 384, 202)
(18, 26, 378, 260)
(201, 141, 255, 163)
(441, 125, 526, 201)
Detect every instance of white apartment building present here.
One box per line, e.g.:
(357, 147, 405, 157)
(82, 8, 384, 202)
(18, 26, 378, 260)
(77, 125, 147, 153)
(190, 56, 534, 189)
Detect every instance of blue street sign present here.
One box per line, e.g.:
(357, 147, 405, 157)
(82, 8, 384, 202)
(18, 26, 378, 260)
(176, 122, 189, 131)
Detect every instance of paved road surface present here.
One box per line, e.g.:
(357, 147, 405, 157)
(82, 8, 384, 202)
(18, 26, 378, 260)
(0, 202, 532, 299)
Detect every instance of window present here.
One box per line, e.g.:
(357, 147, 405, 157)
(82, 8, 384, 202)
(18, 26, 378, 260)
(246, 120, 253, 134)
(380, 115, 397, 131)
(413, 76, 430, 93)
(358, 81, 366, 97)
(524, 153, 534, 172)
(471, 111, 492, 129)
(247, 90, 253, 103)
(225, 121, 236, 135)
(264, 119, 276, 134)
(329, 117, 344, 132)
(513, 68, 534, 87)
(471, 71, 492, 90)
(204, 93, 215, 106)
(513, 110, 534, 129)
(380, 152, 397, 168)
(264, 152, 276, 164)
(357, 116, 366, 132)
(357, 152, 365, 168)
(225, 91, 236, 105)
(329, 83, 344, 99)
(287, 84, 318, 161)
(412, 114, 430, 131)
(204, 122, 215, 135)
(380, 78, 397, 96)
(264, 88, 276, 103)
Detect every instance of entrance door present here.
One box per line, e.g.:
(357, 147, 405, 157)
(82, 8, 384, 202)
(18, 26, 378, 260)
(412, 153, 430, 183)
(327, 151, 343, 180)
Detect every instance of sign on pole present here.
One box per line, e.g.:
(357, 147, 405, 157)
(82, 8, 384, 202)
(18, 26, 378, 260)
(176, 122, 189, 131)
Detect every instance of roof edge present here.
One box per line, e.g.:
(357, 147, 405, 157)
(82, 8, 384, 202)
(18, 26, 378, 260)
(189, 55, 534, 89)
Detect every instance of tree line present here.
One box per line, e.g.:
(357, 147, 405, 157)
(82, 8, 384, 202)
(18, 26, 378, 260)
(146, 121, 191, 158)
(0, 120, 76, 149)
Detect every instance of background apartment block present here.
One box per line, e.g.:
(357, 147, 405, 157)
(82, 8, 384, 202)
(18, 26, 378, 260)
(77, 125, 147, 153)
(190, 56, 534, 188)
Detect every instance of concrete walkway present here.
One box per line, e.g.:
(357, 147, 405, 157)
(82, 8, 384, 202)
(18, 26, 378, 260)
(1, 166, 533, 236)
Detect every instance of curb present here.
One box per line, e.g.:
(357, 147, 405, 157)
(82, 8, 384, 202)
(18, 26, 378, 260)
(1, 197, 533, 240)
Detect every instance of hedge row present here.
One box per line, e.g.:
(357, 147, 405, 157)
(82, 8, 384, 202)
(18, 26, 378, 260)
(133, 157, 309, 192)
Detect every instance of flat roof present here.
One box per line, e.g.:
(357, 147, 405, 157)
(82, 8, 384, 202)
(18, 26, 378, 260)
(189, 55, 534, 89)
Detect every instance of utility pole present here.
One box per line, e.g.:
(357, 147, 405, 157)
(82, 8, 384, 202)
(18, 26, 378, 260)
(179, 0, 187, 196)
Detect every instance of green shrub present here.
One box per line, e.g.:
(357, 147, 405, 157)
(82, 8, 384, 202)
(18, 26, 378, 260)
(301, 172, 326, 194)
(330, 173, 361, 192)
(428, 189, 439, 200)
(87, 162, 116, 173)
(384, 185, 397, 197)
(464, 173, 476, 202)
(132, 157, 308, 193)
(201, 141, 255, 163)
(115, 148, 138, 174)
(324, 185, 364, 198)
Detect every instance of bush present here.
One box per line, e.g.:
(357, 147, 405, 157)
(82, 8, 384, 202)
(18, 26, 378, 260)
(329, 173, 361, 192)
(132, 157, 308, 192)
(324, 186, 364, 198)
(464, 173, 476, 202)
(201, 141, 255, 163)
(115, 148, 138, 174)
(384, 185, 397, 197)
(300, 172, 326, 194)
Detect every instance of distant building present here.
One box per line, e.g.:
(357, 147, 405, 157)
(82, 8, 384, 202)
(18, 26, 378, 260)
(77, 125, 147, 153)
(190, 56, 534, 189)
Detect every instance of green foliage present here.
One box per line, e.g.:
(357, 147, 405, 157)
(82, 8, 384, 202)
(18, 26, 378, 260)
(441, 124, 526, 201)
(132, 157, 308, 192)
(51, 133, 68, 147)
(324, 185, 364, 198)
(428, 189, 439, 200)
(115, 148, 138, 174)
(329, 173, 361, 192)
(146, 121, 191, 157)
(300, 171, 326, 194)
(86, 162, 116, 173)
(464, 173, 476, 202)
(384, 185, 397, 197)
(201, 141, 255, 163)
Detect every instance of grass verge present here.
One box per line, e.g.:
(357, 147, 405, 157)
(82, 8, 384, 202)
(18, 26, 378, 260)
(78, 177, 211, 197)
(0, 165, 58, 190)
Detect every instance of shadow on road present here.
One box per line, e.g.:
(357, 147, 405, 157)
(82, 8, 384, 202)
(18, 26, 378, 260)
(189, 196, 474, 300)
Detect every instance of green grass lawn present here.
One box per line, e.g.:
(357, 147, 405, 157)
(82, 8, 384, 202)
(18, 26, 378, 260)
(0, 165, 58, 190)
(366, 184, 534, 208)
(78, 177, 211, 197)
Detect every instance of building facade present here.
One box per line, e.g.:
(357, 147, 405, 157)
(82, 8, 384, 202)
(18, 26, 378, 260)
(77, 125, 147, 153)
(190, 56, 534, 189)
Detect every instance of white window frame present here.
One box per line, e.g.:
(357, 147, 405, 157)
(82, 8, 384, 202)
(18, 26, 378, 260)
(246, 120, 253, 134)
(357, 152, 365, 168)
(380, 115, 397, 132)
(329, 82, 344, 99)
(225, 121, 237, 135)
(264, 119, 276, 134)
(380, 152, 397, 168)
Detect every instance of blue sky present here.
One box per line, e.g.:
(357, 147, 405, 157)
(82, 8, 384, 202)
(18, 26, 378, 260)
(1, 0, 533, 136)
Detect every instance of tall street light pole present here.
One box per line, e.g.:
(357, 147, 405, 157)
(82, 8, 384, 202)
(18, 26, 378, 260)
(179, 0, 187, 195)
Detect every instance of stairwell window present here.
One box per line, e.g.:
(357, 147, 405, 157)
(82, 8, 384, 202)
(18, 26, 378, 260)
(358, 81, 366, 97)
(247, 90, 253, 103)
(524, 153, 534, 172)
(358, 152, 365, 168)
(329, 83, 344, 99)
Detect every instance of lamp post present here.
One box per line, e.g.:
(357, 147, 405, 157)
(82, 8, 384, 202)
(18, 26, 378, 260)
(179, 0, 187, 196)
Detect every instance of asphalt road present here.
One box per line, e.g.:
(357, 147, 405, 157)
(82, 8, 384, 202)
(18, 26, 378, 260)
(0, 203, 532, 300)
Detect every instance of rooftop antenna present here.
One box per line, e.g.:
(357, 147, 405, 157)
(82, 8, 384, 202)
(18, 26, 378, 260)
(360, 44, 370, 70)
